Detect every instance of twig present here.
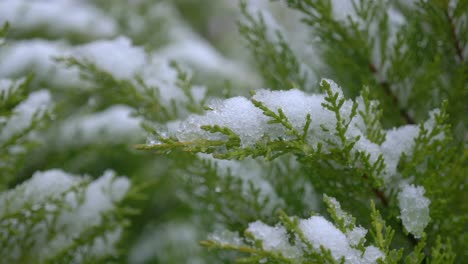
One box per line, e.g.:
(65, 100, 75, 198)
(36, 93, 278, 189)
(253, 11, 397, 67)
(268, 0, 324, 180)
(369, 63, 415, 124)
(373, 188, 389, 207)
(445, 9, 465, 64)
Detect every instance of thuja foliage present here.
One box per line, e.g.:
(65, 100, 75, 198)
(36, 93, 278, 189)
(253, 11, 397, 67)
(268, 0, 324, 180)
(0, 0, 466, 264)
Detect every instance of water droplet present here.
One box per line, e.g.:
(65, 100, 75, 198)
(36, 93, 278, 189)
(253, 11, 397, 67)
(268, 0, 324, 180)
(146, 136, 161, 145)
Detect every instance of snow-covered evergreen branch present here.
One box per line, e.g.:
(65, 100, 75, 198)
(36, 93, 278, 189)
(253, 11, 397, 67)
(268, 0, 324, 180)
(0, 0, 466, 263)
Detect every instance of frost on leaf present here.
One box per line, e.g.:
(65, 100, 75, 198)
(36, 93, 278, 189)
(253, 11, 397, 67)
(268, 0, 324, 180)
(397, 184, 431, 238)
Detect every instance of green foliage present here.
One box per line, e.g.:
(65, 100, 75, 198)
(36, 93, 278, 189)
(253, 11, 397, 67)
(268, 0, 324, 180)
(0, 76, 51, 190)
(239, 0, 310, 91)
(0, 170, 136, 264)
(0, 0, 466, 263)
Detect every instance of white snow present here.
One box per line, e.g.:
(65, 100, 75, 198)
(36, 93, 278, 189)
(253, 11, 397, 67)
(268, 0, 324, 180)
(381, 125, 420, 177)
(0, 78, 24, 99)
(346, 227, 367, 246)
(195, 154, 284, 214)
(363, 246, 385, 263)
(0, 37, 204, 110)
(71, 37, 147, 80)
(173, 80, 355, 149)
(247, 221, 301, 259)
(74, 37, 205, 106)
(167, 79, 443, 184)
(0, 169, 79, 215)
(397, 184, 431, 238)
(208, 229, 244, 247)
(176, 96, 267, 146)
(139, 57, 189, 105)
(324, 195, 368, 247)
(244, 1, 282, 40)
(253, 89, 326, 132)
(58, 105, 142, 145)
(60, 170, 130, 229)
(175, 87, 336, 147)
(70, 37, 202, 106)
(331, 0, 357, 21)
(0, 0, 117, 38)
(299, 216, 384, 263)
(156, 38, 256, 84)
(0, 40, 81, 87)
(0, 89, 51, 142)
(299, 216, 353, 260)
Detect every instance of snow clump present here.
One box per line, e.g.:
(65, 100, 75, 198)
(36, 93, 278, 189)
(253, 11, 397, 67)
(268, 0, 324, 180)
(167, 79, 432, 182)
(298, 216, 384, 263)
(0, 89, 51, 142)
(397, 184, 431, 238)
(58, 105, 143, 146)
(242, 216, 384, 263)
(247, 220, 302, 259)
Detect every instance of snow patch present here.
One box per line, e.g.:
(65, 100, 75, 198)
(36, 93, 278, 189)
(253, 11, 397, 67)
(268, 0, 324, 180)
(397, 184, 431, 238)
(0, 89, 51, 142)
(59, 105, 142, 145)
(0, 0, 117, 38)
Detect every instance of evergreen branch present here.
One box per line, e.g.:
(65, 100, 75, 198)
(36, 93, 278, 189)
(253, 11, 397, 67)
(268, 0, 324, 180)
(369, 201, 404, 263)
(321, 80, 359, 148)
(0, 170, 132, 263)
(170, 61, 205, 114)
(135, 139, 226, 153)
(206, 196, 450, 263)
(239, 0, 310, 91)
(200, 125, 242, 149)
(357, 86, 386, 145)
(251, 98, 302, 139)
(201, 239, 296, 263)
(277, 210, 316, 256)
(0, 76, 30, 118)
(57, 57, 178, 122)
(429, 236, 456, 264)
(2, 1, 466, 263)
